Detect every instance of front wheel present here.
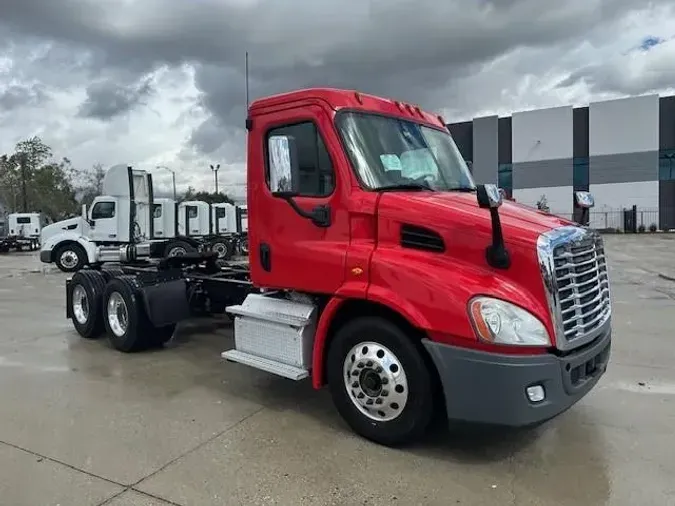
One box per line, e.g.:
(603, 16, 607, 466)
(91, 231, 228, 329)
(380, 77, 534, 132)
(55, 244, 86, 272)
(326, 316, 436, 446)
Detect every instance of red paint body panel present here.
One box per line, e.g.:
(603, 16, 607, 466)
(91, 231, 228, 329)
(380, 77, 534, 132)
(247, 88, 573, 389)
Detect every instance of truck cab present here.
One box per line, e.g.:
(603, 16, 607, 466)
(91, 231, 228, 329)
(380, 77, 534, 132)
(152, 198, 177, 239)
(236, 88, 611, 443)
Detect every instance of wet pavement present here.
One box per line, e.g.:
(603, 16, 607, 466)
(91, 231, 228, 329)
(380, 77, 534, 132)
(0, 235, 674, 505)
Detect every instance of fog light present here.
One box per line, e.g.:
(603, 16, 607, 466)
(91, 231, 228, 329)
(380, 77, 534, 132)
(526, 385, 545, 403)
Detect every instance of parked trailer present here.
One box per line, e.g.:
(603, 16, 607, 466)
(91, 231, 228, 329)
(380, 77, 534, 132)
(62, 87, 611, 447)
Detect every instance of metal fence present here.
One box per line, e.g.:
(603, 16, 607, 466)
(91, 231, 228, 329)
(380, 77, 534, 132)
(540, 206, 670, 232)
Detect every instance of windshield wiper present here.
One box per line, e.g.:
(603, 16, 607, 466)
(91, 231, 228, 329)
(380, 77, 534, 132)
(447, 186, 476, 193)
(377, 183, 435, 192)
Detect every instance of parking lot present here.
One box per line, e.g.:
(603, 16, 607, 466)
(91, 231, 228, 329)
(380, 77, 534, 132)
(0, 235, 674, 505)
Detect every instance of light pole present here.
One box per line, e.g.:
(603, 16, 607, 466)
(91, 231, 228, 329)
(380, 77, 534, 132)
(210, 164, 220, 194)
(155, 165, 177, 200)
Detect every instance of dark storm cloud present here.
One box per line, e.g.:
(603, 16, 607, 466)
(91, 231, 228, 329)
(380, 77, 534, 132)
(78, 79, 154, 120)
(0, 83, 47, 110)
(1, 0, 672, 158)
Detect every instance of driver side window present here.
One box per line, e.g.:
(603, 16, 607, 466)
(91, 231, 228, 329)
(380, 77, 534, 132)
(91, 202, 115, 220)
(266, 121, 335, 197)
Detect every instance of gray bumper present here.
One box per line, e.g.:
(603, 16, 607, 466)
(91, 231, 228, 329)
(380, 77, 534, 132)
(40, 250, 52, 263)
(422, 329, 611, 427)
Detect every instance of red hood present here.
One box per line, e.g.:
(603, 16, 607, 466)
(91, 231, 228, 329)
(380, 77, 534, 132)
(382, 191, 571, 246)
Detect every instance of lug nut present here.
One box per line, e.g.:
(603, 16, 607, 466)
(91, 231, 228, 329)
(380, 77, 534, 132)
(366, 360, 373, 367)
(366, 399, 373, 405)
(375, 366, 383, 373)
(357, 392, 364, 399)
(381, 378, 388, 385)
(375, 398, 383, 405)
(357, 362, 365, 368)
(352, 381, 359, 388)
(381, 390, 389, 397)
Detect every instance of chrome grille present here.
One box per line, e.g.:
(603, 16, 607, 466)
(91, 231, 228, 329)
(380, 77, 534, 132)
(537, 226, 612, 351)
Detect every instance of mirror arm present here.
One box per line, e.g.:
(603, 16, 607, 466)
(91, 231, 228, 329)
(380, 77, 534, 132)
(276, 193, 331, 228)
(485, 208, 510, 269)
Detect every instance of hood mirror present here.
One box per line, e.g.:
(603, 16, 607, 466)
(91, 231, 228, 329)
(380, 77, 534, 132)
(477, 184, 502, 209)
(476, 184, 510, 270)
(574, 191, 594, 209)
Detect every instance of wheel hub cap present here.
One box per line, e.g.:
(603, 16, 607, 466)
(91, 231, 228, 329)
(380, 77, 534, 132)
(72, 285, 89, 324)
(212, 243, 227, 258)
(61, 250, 78, 268)
(107, 292, 128, 337)
(343, 341, 409, 422)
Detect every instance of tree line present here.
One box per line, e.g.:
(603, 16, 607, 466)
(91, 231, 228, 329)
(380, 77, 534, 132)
(0, 137, 234, 222)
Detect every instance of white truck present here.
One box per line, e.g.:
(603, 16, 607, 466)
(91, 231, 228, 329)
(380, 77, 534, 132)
(0, 212, 49, 253)
(40, 164, 247, 271)
(173, 200, 248, 258)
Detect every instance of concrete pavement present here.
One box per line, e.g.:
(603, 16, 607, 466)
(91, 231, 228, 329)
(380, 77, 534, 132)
(0, 236, 674, 505)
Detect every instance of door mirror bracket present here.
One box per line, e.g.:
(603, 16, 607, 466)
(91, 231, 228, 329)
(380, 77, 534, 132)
(273, 192, 331, 228)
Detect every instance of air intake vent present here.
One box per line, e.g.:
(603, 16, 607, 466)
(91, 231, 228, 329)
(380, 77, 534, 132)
(400, 224, 445, 252)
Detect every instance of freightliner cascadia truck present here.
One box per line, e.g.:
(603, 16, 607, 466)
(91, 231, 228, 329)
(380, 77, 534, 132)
(63, 88, 611, 446)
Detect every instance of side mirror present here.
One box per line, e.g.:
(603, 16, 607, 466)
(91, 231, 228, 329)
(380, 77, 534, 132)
(575, 191, 594, 209)
(476, 184, 503, 209)
(268, 135, 299, 196)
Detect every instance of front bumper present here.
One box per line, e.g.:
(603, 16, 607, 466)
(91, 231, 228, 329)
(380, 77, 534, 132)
(422, 327, 611, 427)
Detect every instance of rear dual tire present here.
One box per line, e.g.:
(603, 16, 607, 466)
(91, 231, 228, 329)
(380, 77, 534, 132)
(69, 271, 176, 352)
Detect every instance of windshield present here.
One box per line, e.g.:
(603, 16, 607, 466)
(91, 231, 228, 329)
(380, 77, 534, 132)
(336, 112, 475, 191)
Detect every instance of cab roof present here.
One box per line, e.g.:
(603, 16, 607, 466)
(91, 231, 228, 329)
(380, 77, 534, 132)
(249, 87, 447, 129)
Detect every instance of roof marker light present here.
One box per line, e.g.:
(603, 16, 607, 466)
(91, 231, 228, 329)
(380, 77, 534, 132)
(354, 91, 363, 104)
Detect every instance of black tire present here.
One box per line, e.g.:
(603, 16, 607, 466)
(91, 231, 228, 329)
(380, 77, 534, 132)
(69, 270, 107, 339)
(210, 239, 234, 260)
(101, 267, 125, 281)
(55, 243, 86, 272)
(326, 316, 436, 446)
(237, 236, 248, 256)
(164, 240, 196, 258)
(102, 275, 152, 352)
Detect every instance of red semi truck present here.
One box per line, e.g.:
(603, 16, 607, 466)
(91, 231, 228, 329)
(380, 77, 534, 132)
(65, 88, 611, 446)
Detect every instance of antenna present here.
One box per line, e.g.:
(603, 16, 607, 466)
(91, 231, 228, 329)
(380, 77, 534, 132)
(245, 51, 250, 111)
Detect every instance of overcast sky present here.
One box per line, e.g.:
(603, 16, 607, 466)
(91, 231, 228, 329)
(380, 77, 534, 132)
(1, 0, 675, 199)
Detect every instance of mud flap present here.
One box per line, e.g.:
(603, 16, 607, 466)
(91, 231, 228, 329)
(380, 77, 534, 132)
(141, 279, 191, 327)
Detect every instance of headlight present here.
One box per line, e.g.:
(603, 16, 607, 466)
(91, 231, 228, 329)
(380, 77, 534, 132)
(468, 296, 550, 346)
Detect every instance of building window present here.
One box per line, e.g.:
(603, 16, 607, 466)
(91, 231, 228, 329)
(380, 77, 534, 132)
(659, 149, 675, 181)
(498, 163, 512, 193)
(573, 157, 589, 190)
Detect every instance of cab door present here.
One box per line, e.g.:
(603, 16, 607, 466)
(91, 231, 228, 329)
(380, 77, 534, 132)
(89, 200, 118, 242)
(248, 105, 350, 293)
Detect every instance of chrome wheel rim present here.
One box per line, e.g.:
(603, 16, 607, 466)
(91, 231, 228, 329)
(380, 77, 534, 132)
(107, 292, 128, 337)
(212, 242, 227, 258)
(343, 341, 409, 422)
(60, 250, 79, 269)
(168, 246, 187, 257)
(72, 285, 89, 325)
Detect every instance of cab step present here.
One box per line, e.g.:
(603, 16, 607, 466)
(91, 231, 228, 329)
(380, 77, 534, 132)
(223, 293, 317, 380)
(221, 350, 309, 380)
